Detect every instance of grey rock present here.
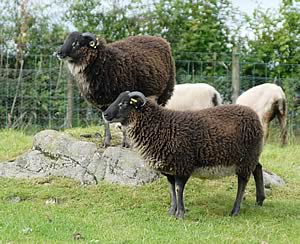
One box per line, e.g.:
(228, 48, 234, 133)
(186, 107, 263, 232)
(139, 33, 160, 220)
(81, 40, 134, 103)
(0, 129, 159, 186)
(45, 198, 59, 205)
(263, 170, 285, 188)
(22, 227, 33, 234)
(8, 196, 22, 203)
(102, 147, 160, 186)
(33, 130, 100, 168)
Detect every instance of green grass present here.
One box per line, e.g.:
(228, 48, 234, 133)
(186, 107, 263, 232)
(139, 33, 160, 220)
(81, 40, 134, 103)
(0, 129, 33, 161)
(0, 129, 300, 242)
(64, 125, 123, 149)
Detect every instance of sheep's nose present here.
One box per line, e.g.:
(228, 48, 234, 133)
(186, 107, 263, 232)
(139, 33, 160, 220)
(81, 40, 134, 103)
(55, 51, 65, 59)
(103, 111, 111, 121)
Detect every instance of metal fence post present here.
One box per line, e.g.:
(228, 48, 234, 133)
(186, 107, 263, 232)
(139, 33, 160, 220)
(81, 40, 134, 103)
(66, 76, 74, 128)
(231, 47, 240, 103)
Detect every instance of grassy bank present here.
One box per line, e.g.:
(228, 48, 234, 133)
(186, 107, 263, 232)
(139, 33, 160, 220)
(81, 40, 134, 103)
(0, 129, 33, 161)
(0, 128, 299, 242)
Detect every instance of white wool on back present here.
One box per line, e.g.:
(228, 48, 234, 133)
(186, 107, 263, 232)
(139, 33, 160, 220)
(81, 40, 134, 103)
(166, 83, 222, 111)
(236, 83, 286, 122)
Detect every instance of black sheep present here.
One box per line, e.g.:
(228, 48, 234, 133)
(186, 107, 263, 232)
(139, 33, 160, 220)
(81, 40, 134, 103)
(104, 91, 265, 218)
(56, 32, 175, 147)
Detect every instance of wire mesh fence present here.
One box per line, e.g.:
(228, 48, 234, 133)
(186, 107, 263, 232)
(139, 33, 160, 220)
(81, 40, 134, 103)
(0, 51, 299, 137)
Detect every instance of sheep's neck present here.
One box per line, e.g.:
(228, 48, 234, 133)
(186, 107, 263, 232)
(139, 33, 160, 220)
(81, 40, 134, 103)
(127, 102, 191, 175)
(128, 102, 175, 152)
(70, 47, 127, 109)
(130, 102, 162, 131)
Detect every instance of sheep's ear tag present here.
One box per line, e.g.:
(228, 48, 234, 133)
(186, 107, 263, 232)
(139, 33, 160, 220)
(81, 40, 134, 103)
(129, 98, 137, 105)
(89, 41, 97, 48)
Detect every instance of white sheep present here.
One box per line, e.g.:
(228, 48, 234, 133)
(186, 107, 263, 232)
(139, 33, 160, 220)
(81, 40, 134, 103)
(166, 83, 222, 111)
(236, 83, 288, 146)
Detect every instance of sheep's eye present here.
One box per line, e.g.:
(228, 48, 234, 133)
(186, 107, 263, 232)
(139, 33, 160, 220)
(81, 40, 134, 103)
(119, 102, 128, 109)
(72, 41, 78, 48)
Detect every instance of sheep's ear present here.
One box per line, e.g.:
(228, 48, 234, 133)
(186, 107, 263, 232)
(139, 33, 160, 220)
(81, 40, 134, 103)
(89, 40, 97, 48)
(129, 97, 145, 111)
(129, 98, 138, 105)
(128, 91, 146, 111)
(82, 33, 98, 48)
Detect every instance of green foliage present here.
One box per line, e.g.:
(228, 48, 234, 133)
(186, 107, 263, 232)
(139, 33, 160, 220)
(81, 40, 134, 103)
(0, 0, 67, 56)
(26, 17, 66, 57)
(65, 0, 234, 55)
(66, 0, 103, 33)
(150, 0, 233, 56)
(243, 2, 300, 79)
(0, 0, 71, 129)
(65, 0, 144, 42)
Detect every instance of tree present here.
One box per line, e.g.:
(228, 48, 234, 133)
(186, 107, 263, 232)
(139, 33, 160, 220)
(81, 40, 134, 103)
(65, 0, 146, 42)
(0, 0, 69, 128)
(149, 0, 234, 55)
(244, 1, 300, 82)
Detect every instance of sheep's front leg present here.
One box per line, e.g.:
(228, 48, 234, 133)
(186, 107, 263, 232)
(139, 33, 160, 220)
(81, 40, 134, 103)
(231, 174, 250, 216)
(166, 175, 177, 216)
(175, 176, 189, 219)
(103, 120, 112, 147)
(262, 121, 269, 145)
(121, 125, 130, 148)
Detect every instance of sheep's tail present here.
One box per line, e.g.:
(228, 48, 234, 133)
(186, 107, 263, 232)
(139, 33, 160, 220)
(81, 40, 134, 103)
(277, 98, 288, 146)
(212, 92, 222, 106)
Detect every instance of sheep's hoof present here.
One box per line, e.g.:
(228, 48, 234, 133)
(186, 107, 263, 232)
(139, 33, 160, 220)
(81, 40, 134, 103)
(102, 139, 111, 148)
(168, 207, 176, 216)
(255, 200, 264, 206)
(230, 210, 240, 217)
(175, 210, 185, 219)
(255, 195, 265, 206)
(122, 141, 131, 148)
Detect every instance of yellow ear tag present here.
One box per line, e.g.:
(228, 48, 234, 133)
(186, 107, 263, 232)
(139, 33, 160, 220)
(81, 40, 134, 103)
(90, 41, 96, 48)
(130, 98, 137, 104)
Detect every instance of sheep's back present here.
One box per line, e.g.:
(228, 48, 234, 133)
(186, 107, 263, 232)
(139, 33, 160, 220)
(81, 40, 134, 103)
(192, 105, 263, 169)
(166, 83, 222, 110)
(236, 83, 286, 121)
(109, 36, 175, 103)
(132, 104, 263, 177)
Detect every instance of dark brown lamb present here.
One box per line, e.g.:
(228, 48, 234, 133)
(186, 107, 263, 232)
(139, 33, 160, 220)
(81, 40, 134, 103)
(56, 32, 175, 147)
(104, 91, 265, 218)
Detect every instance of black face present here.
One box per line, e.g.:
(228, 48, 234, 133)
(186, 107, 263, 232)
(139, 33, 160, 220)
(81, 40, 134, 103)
(103, 91, 132, 124)
(103, 91, 146, 124)
(56, 32, 96, 63)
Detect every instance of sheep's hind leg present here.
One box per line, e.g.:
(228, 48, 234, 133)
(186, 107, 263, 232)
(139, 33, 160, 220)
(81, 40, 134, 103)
(231, 174, 249, 216)
(277, 112, 288, 146)
(166, 175, 177, 216)
(102, 121, 112, 147)
(253, 163, 265, 206)
(175, 176, 189, 219)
